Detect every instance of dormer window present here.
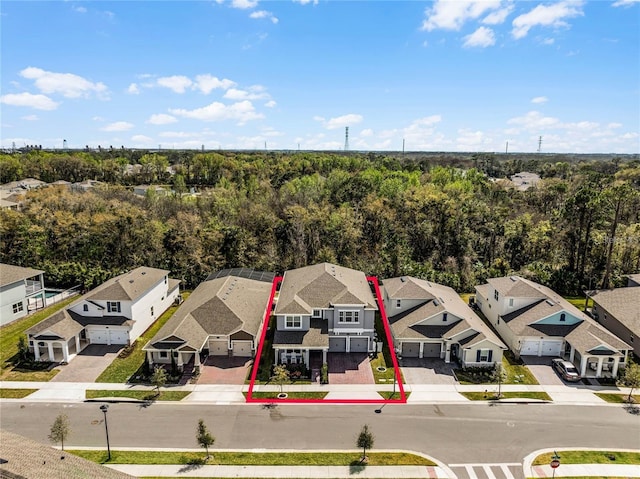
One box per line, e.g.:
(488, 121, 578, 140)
(443, 312, 448, 322)
(83, 304, 89, 312)
(560, 313, 566, 322)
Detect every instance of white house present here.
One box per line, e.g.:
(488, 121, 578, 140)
(383, 276, 506, 368)
(475, 276, 631, 378)
(27, 267, 180, 363)
(0, 264, 45, 326)
(272, 263, 378, 368)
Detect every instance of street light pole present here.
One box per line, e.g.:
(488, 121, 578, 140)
(100, 404, 111, 461)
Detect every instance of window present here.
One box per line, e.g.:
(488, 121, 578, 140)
(508, 298, 514, 307)
(631, 336, 634, 343)
(560, 313, 566, 322)
(164, 276, 167, 284)
(83, 304, 89, 312)
(159, 351, 168, 358)
(12, 302, 24, 314)
(107, 301, 121, 313)
(396, 299, 401, 308)
(477, 349, 493, 362)
(338, 311, 359, 323)
(285, 315, 302, 328)
(150, 306, 154, 316)
(494, 290, 499, 301)
(312, 309, 321, 318)
(442, 312, 448, 322)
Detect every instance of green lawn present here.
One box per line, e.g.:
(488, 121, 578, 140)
(0, 297, 76, 381)
(455, 353, 539, 385)
(532, 451, 640, 466)
(377, 391, 410, 400)
(371, 352, 398, 383)
(0, 388, 37, 398)
(95, 292, 190, 383)
(245, 391, 328, 400)
(595, 393, 640, 404)
(85, 389, 191, 401)
(460, 391, 552, 401)
(69, 450, 435, 466)
(563, 296, 591, 311)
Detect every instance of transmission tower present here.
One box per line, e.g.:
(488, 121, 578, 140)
(537, 136, 542, 153)
(344, 126, 349, 151)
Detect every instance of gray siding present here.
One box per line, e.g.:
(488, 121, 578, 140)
(276, 314, 311, 331)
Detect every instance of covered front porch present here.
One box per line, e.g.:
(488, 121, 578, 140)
(274, 347, 328, 367)
(566, 344, 627, 378)
(30, 334, 87, 363)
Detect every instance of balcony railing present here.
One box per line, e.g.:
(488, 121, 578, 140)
(25, 280, 43, 295)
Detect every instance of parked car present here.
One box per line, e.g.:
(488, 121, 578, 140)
(551, 358, 581, 382)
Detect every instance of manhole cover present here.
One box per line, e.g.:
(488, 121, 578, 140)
(376, 367, 387, 372)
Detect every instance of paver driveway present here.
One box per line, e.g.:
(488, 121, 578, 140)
(400, 357, 457, 385)
(327, 353, 374, 384)
(50, 344, 123, 383)
(198, 356, 252, 384)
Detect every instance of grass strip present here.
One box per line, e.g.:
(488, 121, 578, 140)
(0, 388, 37, 398)
(377, 391, 411, 400)
(532, 451, 640, 466)
(85, 389, 190, 401)
(95, 292, 190, 383)
(244, 391, 328, 399)
(595, 393, 640, 404)
(460, 391, 552, 401)
(69, 450, 435, 466)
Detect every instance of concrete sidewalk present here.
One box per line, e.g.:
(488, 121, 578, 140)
(106, 464, 450, 478)
(523, 447, 640, 479)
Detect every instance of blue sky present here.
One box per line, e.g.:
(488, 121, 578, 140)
(1, 0, 639, 153)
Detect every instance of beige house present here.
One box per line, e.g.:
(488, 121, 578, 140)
(383, 276, 506, 368)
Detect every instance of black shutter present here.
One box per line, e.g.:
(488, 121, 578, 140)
(488, 350, 493, 362)
(476, 350, 481, 362)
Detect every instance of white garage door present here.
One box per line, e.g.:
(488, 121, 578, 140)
(108, 330, 129, 345)
(232, 341, 253, 357)
(541, 340, 563, 356)
(349, 337, 369, 352)
(520, 340, 540, 356)
(89, 329, 108, 344)
(209, 340, 228, 356)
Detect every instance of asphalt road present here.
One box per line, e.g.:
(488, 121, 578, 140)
(1, 401, 638, 465)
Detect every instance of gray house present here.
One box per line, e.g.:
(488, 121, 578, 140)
(272, 263, 378, 367)
(144, 269, 274, 370)
(383, 276, 506, 368)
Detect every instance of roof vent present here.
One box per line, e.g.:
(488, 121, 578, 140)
(400, 276, 407, 282)
(427, 282, 432, 287)
(141, 271, 146, 275)
(438, 296, 445, 303)
(129, 280, 134, 284)
(433, 300, 439, 307)
(510, 276, 518, 282)
(545, 299, 554, 306)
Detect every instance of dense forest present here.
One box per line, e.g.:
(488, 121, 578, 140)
(1, 150, 639, 295)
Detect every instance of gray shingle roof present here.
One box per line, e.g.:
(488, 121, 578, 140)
(88, 267, 170, 302)
(273, 318, 329, 348)
(145, 275, 272, 351)
(0, 263, 44, 287)
(488, 276, 547, 298)
(589, 287, 640, 335)
(275, 263, 377, 315)
(0, 430, 136, 479)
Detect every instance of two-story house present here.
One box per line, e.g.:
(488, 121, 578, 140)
(27, 267, 180, 363)
(0, 263, 45, 326)
(383, 276, 506, 368)
(272, 263, 378, 367)
(143, 269, 274, 371)
(475, 276, 631, 378)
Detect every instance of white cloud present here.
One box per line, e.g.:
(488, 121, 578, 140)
(127, 83, 140, 94)
(293, 0, 319, 4)
(231, 0, 258, 9)
(0, 92, 59, 110)
(169, 100, 264, 123)
(264, 100, 277, 108)
(541, 37, 555, 45)
(223, 86, 270, 101)
(147, 114, 177, 125)
(131, 135, 154, 146)
(319, 114, 364, 130)
(463, 26, 496, 47)
(360, 128, 373, 137)
(612, 0, 639, 6)
(512, 1, 584, 40)
(157, 75, 193, 93)
(507, 111, 560, 130)
(421, 0, 502, 31)
(194, 74, 236, 94)
(20, 67, 108, 99)
(21, 114, 39, 121)
(102, 121, 134, 132)
(72, 6, 87, 13)
(92, 116, 104, 121)
(158, 131, 202, 138)
(456, 128, 493, 148)
(249, 10, 279, 23)
(531, 96, 549, 104)
(482, 4, 514, 24)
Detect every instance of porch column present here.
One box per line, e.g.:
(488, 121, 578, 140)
(194, 352, 201, 367)
(569, 345, 575, 362)
(580, 356, 588, 376)
(62, 342, 69, 363)
(596, 357, 604, 377)
(304, 350, 309, 366)
(47, 342, 55, 362)
(146, 350, 154, 365)
(33, 342, 41, 361)
(444, 342, 451, 363)
(75, 335, 81, 353)
(322, 349, 327, 363)
(419, 342, 424, 359)
(611, 357, 620, 377)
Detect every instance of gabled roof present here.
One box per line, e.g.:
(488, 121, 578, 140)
(273, 318, 329, 348)
(87, 267, 170, 302)
(383, 276, 437, 301)
(487, 276, 547, 298)
(565, 321, 630, 356)
(0, 263, 44, 287)
(588, 287, 640, 335)
(145, 274, 272, 351)
(26, 310, 85, 339)
(627, 273, 640, 286)
(275, 263, 377, 315)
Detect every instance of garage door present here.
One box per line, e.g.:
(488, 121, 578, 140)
(401, 342, 420, 358)
(329, 337, 346, 352)
(232, 341, 253, 357)
(541, 340, 563, 356)
(88, 329, 108, 344)
(108, 330, 129, 345)
(349, 337, 369, 352)
(422, 343, 441, 358)
(209, 340, 228, 356)
(520, 340, 540, 356)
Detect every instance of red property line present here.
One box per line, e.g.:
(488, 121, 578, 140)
(246, 275, 406, 404)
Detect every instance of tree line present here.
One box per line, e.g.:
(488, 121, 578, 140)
(0, 150, 638, 295)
